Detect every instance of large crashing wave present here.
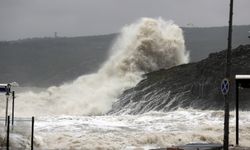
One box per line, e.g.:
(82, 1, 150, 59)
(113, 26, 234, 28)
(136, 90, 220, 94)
(7, 18, 189, 116)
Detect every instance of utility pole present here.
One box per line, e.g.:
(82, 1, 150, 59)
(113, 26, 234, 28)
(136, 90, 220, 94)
(224, 0, 234, 150)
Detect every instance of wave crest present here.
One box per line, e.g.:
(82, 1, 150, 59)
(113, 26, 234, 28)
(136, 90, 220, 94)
(4, 18, 189, 116)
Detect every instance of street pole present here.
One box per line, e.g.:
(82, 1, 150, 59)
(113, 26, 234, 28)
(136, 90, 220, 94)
(5, 94, 9, 126)
(224, 0, 234, 149)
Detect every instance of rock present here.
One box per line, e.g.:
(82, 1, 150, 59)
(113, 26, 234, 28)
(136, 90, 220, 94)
(108, 45, 250, 115)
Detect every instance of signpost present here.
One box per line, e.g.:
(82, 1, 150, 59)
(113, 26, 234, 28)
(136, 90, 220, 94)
(223, 0, 234, 150)
(0, 83, 18, 126)
(221, 78, 230, 96)
(235, 75, 250, 146)
(0, 84, 11, 126)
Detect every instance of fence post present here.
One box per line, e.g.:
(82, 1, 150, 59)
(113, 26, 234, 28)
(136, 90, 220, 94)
(236, 81, 239, 145)
(31, 116, 34, 150)
(7, 115, 10, 150)
(12, 91, 15, 126)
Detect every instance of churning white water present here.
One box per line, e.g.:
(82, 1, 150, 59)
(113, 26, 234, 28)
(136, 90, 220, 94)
(1, 17, 189, 116)
(2, 110, 250, 149)
(2, 18, 248, 150)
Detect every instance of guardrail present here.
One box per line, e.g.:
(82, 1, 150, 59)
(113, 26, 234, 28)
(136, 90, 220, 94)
(1, 84, 34, 149)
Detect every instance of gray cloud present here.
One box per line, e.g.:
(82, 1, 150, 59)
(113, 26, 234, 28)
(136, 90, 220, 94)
(0, 0, 249, 40)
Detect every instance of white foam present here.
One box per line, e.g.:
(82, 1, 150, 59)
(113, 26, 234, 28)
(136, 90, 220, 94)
(1, 110, 250, 149)
(4, 109, 248, 149)
(0, 17, 189, 116)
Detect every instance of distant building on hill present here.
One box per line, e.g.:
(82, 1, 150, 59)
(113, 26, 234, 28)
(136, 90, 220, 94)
(54, 32, 58, 38)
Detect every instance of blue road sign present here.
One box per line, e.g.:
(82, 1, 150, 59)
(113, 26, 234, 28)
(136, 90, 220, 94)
(0, 84, 11, 94)
(221, 78, 230, 95)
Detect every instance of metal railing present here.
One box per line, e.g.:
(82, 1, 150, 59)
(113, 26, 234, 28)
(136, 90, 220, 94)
(0, 116, 34, 149)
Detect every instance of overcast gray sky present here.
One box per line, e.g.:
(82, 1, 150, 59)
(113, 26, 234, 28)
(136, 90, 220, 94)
(0, 0, 250, 41)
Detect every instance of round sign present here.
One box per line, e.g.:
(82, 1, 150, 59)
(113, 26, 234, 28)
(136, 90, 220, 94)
(221, 78, 230, 95)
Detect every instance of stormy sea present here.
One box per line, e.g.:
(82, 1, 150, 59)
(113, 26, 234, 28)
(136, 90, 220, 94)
(1, 18, 250, 149)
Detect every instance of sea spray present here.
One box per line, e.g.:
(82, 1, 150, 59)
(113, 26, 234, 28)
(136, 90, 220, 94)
(1, 109, 250, 149)
(1, 18, 189, 116)
(32, 110, 250, 149)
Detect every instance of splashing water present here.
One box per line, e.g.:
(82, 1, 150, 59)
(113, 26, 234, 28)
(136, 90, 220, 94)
(2, 18, 189, 116)
(0, 18, 249, 149)
(2, 110, 250, 149)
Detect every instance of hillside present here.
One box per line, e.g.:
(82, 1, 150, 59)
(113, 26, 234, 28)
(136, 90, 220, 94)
(0, 34, 116, 87)
(0, 25, 249, 87)
(108, 44, 250, 114)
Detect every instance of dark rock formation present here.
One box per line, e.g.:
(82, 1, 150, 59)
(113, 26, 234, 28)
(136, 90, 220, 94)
(109, 44, 250, 114)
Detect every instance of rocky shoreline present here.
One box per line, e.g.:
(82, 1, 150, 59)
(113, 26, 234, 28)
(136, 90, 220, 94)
(109, 44, 250, 114)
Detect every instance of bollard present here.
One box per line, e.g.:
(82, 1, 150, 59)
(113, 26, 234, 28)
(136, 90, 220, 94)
(31, 116, 34, 150)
